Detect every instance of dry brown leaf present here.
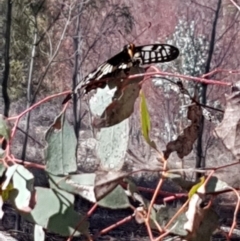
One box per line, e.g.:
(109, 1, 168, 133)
(93, 66, 145, 128)
(93, 83, 141, 128)
(184, 193, 205, 233)
(215, 82, 240, 158)
(163, 102, 202, 159)
(185, 184, 218, 240)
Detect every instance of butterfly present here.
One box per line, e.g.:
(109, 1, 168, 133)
(62, 43, 179, 104)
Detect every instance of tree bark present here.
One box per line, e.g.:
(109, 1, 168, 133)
(196, 0, 222, 178)
(1, 0, 12, 117)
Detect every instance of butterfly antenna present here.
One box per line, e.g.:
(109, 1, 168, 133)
(118, 29, 131, 44)
(134, 22, 151, 43)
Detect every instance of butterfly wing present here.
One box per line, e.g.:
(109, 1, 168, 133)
(62, 49, 133, 104)
(62, 44, 179, 104)
(134, 44, 179, 65)
(74, 49, 133, 92)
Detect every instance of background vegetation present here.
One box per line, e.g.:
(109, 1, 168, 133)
(0, 0, 240, 240)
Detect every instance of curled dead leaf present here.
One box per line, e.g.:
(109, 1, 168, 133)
(164, 103, 202, 159)
(93, 66, 145, 128)
(135, 206, 147, 224)
(93, 83, 141, 128)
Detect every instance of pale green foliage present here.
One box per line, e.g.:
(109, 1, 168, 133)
(9, 60, 26, 99)
(11, 1, 35, 58)
(9, 1, 34, 99)
(140, 91, 157, 150)
(45, 111, 77, 175)
(9, 0, 49, 100)
(0, 115, 10, 141)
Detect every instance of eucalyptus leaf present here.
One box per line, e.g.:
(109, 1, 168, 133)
(45, 110, 77, 175)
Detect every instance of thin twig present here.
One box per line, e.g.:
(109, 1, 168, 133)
(229, 0, 240, 11)
(31, 3, 72, 103)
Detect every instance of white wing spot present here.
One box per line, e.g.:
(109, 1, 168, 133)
(119, 63, 130, 69)
(151, 52, 156, 58)
(144, 52, 150, 59)
(141, 46, 153, 51)
(161, 51, 167, 57)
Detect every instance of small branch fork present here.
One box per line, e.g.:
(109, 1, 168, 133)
(4, 91, 71, 168)
(65, 160, 240, 241)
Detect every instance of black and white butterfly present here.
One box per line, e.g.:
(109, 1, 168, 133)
(63, 43, 179, 104)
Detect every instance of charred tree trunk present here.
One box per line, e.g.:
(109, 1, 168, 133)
(1, 0, 12, 117)
(196, 0, 222, 178)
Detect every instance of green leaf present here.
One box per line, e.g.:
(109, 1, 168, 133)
(48, 173, 96, 203)
(94, 170, 129, 201)
(89, 79, 130, 171)
(45, 110, 77, 175)
(21, 187, 89, 237)
(98, 185, 130, 209)
(140, 91, 157, 150)
(204, 176, 230, 194)
(188, 176, 205, 198)
(48, 172, 130, 209)
(9, 165, 34, 211)
(95, 125, 128, 171)
(166, 172, 198, 191)
(0, 115, 10, 141)
(2, 165, 17, 190)
(0, 148, 5, 158)
(0, 163, 6, 179)
(154, 205, 188, 236)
